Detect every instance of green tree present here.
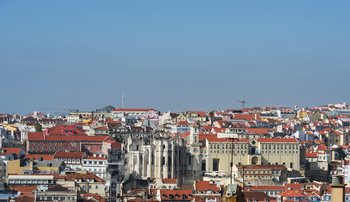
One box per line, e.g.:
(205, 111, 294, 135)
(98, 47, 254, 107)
(335, 147, 346, 160)
(35, 122, 42, 132)
(209, 111, 214, 124)
(113, 134, 124, 143)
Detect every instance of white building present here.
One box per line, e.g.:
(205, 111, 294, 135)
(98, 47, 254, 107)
(82, 154, 108, 180)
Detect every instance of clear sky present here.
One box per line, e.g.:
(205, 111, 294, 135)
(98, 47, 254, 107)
(1, 1, 349, 115)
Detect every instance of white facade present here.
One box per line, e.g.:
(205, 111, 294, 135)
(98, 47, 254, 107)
(344, 164, 350, 183)
(82, 155, 108, 180)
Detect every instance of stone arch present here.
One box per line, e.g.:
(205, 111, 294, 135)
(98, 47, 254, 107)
(252, 156, 258, 165)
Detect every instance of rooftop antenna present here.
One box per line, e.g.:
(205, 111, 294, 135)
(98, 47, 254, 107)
(122, 91, 124, 109)
(235, 99, 247, 109)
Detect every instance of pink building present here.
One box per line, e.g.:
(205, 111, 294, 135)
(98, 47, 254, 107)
(27, 132, 121, 156)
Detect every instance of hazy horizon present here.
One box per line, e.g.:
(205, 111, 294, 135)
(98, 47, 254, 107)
(1, 1, 349, 115)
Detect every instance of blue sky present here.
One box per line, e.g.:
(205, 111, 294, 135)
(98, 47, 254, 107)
(1, 1, 349, 115)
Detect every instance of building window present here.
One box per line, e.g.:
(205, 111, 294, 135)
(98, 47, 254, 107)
(213, 159, 219, 171)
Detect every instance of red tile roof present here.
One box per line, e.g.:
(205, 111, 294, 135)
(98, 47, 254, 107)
(47, 125, 86, 135)
(43, 135, 113, 141)
(195, 180, 221, 193)
(9, 186, 36, 197)
(94, 126, 108, 130)
(53, 173, 106, 183)
(233, 113, 260, 121)
(186, 111, 206, 117)
(161, 178, 177, 183)
(305, 151, 319, 158)
(211, 128, 226, 133)
(174, 121, 190, 126)
(27, 132, 45, 141)
(278, 190, 304, 197)
(284, 183, 303, 191)
(80, 193, 107, 202)
(0, 148, 23, 156)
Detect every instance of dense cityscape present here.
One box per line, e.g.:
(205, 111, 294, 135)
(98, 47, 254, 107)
(0, 102, 350, 201)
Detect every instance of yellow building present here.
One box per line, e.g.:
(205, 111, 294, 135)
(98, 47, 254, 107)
(199, 136, 300, 177)
(185, 111, 207, 125)
(297, 110, 307, 119)
(6, 158, 65, 176)
(1, 124, 18, 132)
(55, 173, 107, 197)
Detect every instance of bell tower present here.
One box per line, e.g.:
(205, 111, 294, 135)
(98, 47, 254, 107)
(190, 122, 199, 144)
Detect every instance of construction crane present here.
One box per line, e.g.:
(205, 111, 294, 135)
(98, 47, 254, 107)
(235, 99, 247, 109)
(38, 107, 79, 113)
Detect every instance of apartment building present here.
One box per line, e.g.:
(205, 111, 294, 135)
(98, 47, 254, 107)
(26, 133, 121, 155)
(200, 137, 300, 176)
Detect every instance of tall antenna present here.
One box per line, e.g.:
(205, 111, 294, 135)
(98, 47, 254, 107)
(122, 91, 124, 109)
